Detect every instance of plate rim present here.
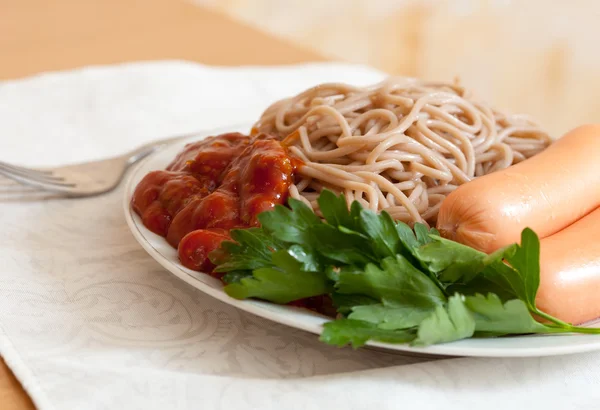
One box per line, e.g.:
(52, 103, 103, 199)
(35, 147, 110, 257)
(122, 125, 600, 358)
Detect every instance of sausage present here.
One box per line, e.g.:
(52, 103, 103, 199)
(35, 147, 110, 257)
(537, 206, 600, 324)
(436, 124, 600, 253)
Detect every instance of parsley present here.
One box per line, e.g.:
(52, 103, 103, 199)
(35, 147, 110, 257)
(258, 199, 321, 244)
(320, 319, 416, 348)
(210, 190, 600, 349)
(331, 293, 378, 315)
(357, 209, 401, 259)
(224, 250, 329, 304)
(503, 228, 541, 309)
(465, 293, 553, 335)
(310, 224, 375, 265)
(317, 189, 359, 230)
(414, 294, 476, 346)
(210, 228, 282, 272)
(349, 304, 432, 330)
(335, 255, 446, 309)
(415, 235, 487, 282)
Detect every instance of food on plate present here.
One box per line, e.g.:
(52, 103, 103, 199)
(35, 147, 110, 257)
(131, 171, 206, 236)
(132, 132, 300, 248)
(178, 228, 231, 273)
(131, 78, 600, 348)
(133, 78, 552, 274)
(211, 190, 600, 347)
(437, 124, 600, 254)
(254, 79, 550, 224)
(537, 206, 600, 324)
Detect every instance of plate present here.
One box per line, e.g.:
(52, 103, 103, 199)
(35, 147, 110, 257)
(123, 125, 600, 357)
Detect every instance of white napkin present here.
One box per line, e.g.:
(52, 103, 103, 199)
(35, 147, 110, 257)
(1, 61, 599, 410)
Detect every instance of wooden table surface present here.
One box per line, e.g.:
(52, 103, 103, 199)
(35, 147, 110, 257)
(0, 0, 324, 407)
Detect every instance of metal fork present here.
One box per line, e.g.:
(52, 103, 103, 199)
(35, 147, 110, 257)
(0, 133, 197, 197)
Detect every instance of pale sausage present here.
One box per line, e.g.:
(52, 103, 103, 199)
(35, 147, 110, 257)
(537, 206, 600, 324)
(437, 124, 600, 253)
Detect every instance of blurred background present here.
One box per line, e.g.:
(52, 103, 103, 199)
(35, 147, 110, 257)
(195, 0, 599, 135)
(2, 0, 599, 136)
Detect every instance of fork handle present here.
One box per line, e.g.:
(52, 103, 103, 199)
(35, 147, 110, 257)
(122, 133, 196, 167)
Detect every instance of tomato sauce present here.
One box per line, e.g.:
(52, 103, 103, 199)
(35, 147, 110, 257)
(132, 132, 300, 272)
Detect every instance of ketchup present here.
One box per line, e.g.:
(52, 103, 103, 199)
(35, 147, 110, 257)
(132, 132, 300, 272)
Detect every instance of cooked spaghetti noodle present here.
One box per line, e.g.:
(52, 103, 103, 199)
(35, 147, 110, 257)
(253, 78, 551, 225)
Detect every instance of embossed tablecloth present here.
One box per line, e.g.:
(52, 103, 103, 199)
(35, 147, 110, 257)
(1, 61, 600, 410)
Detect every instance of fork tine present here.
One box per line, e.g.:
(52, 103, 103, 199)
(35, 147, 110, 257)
(0, 166, 75, 188)
(0, 164, 70, 185)
(0, 170, 75, 193)
(0, 161, 64, 180)
(0, 161, 54, 175)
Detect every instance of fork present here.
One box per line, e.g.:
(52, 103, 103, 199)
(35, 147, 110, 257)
(0, 133, 198, 197)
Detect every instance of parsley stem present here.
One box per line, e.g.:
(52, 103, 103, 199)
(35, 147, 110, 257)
(537, 310, 600, 334)
(559, 325, 600, 334)
(541, 325, 575, 333)
(533, 308, 571, 328)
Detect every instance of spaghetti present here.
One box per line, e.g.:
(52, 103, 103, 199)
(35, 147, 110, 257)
(253, 78, 551, 225)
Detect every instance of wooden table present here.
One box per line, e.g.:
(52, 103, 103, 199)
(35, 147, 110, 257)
(0, 0, 324, 407)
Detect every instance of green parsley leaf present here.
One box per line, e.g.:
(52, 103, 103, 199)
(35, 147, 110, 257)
(395, 221, 419, 251)
(395, 222, 444, 281)
(221, 270, 252, 284)
(358, 209, 401, 258)
(210, 228, 282, 272)
(320, 319, 416, 348)
(350, 200, 364, 221)
(414, 223, 435, 245)
(310, 224, 375, 265)
(415, 235, 486, 282)
(484, 244, 518, 264)
(414, 294, 476, 346)
(331, 293, 378, 315)
(349, 303, 432, 330)
(415, 236, 523, 298)
(395, 221, 435, 253)
(503, 228, 541, 308)
(336, 255, 446, 308)
(287, 244, 323, 272)
(445, 274, 517, 302)
(224, 250, 329, 304)
(465, 293, 551, 335)
(478, 262, 522, 301)
(258, 199, 321, 245)
(478, 243, 537, 307)
(318, 190, 357, 230)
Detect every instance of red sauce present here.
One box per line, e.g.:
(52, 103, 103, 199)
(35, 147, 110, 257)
(177, 228, 231, 276)
(132, 132, 300, 272)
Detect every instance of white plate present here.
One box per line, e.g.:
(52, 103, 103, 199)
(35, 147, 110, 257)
(123, 125, 600, 358)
